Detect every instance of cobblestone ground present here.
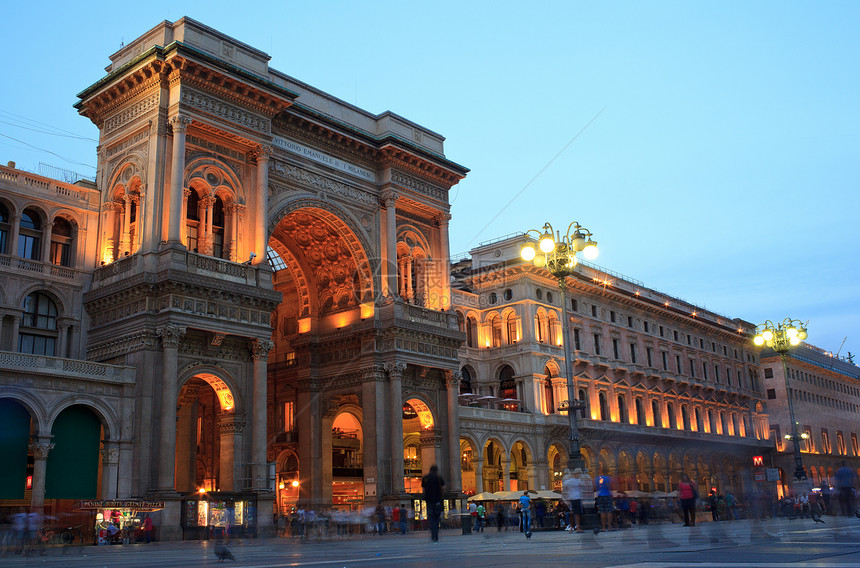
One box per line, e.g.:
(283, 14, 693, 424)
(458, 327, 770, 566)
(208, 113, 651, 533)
(2, 516, 859, 568)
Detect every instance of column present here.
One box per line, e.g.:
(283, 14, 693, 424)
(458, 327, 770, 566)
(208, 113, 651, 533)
(9, 213, 20, 258)
(405, 256, 414, 302)
(253, 146, 271, 263)
(218, 415, 241, 491)
(29, 438, 54, 511)
(444, 370, 462, 493)
(9, 316, 20, 352)
(251, 339, 273, 490)
(117, 440, 134, 498)
(167, 115, 192, 244)
(174, 389, 197, 493)
(419, 431, 442, 476)
(57, 319, 70, 359)
(202, 196, 215, 255)
(502, 458, 511, 491)
(361, 365, 386, 504)
(382, 191, 398, 297)
(386, 362, 406, 495)
(100, 442, 120, 499)
(119, 193, 132, 255)
(473, 458, 484, 493)
(156, 324, 186, 491)
(41, 217, 53, 264)
(435, 213, 452, 310)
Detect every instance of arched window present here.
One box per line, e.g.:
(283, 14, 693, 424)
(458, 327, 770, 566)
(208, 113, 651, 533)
(467, 316, 478, 348)
(617, 395, 627, 423)
(50, 218, 73, 266)
(548, 311, 560, 345)
(599, 392, 609, 421)
(19, 292, 58, 356)
(212, 196, 226, 258)
(742, 415, 749, 437)
(505, 311, 518, 343)
(186, 191, 200, 252)
(667, 403, 677, 429)
(652, 400, 661, 427)
(720, 412, 728, 435)
(0, 202, 10, 254)
(708, 410, 716, 433)
(460, 367, 472, 394)
(578, 388, 588, 417)
(681, 405, 690, 430)
(535, 310, 547, 343)
(490, 314, 502, 348)
(635, 398, 645, 425)
(695, 408, 703, 431)
(544, 366, 555, 414)
(499, 366, 516, 400)
(18, 208, 42, 260)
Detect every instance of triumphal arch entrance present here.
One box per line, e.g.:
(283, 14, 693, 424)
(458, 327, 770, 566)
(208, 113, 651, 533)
(76, 17, 467, 539)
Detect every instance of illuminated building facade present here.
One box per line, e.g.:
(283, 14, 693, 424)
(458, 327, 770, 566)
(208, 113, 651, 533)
(760, 344, 860, 494)
(1, 17, 467, 539)
(451, 236, 772, 495)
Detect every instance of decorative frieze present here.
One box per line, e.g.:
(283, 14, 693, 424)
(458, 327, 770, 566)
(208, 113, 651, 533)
(87, 330, 159, 360)
(391, 171, 446, 202)
(251, 339, 275, 361)
(105, 129, 151, 159)
(186, 134, 247, 163)
(104, 94, 159, 135)
(270, 160, 377, 207)
(182, 89, 270, 134)
(157, 324, 187, 349)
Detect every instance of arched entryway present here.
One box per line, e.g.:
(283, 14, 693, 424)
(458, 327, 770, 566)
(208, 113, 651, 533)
(331, 411, 364, 508)
(402, 398, 436, 493)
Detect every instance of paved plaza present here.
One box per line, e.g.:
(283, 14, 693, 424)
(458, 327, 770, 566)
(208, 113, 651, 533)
(3, 517, 859, 568)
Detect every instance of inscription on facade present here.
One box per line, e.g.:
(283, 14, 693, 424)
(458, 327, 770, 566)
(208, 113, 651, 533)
(272, 137, 376, 182)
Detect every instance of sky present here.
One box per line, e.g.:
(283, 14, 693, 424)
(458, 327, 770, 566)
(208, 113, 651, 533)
(1, 1, 858, 359)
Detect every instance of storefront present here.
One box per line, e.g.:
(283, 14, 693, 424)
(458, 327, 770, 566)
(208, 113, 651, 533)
(78, 499, 164, 544)
(182, 492, 257, 540)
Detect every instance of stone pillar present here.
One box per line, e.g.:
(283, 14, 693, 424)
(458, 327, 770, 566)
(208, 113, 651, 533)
(502, 458, 511, 491)
(473, 458, 484, 493)
(419, 431, 442, 476)
(100, 442, 120, 499)
(167, 115, 191, 244)
(29, 438, 53, 511)
(41, 217, 53, 263)
(174, 389, 197, 493)
(156, 324, 186, 491)
(250, 339, 273, 490)
(386, 362, 406, 496)
(218, 415, 241, 491)
(203, 196, 215, 255)
(117, 440, 134, 498)
(435, 213, 452, 310)
(57, 320, 70, 359)
(9, 213, 20, 257)
(444, 370, 462, 493)
(253, 146, 271, 264)
(361, 365, 386, 503)
(382, 191, 398, 297)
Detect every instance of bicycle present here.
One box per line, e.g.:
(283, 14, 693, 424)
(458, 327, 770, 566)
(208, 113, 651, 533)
(37, 525, 83, 545)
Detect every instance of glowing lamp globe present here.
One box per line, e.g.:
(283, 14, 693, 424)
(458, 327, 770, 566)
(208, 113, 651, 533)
(753, 335, 764, 346)
(521, 244, 536, 261)
(762, 330, 773, 341)
(798, 329, 808, 340)
(534, 255, 546, 268)
(583, 242, 599, 260)
(539, 233, 555, 253)
(789, 336, 800, 346)
(787, 327, 798, 338)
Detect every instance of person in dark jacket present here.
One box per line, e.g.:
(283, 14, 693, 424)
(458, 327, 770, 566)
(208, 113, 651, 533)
(421, 465, 445, 542)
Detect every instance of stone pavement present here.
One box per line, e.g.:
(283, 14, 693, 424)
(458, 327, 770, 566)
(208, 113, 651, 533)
(2, 517, 859, 567)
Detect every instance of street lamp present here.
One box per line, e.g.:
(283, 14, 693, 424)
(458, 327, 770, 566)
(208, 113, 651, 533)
(521, 221, 598, 471)
(752, 318, 808, 482)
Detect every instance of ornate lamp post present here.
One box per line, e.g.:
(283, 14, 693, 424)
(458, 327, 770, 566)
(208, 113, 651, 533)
(753, 318, 809, 481)
(521, 221, 598, 471)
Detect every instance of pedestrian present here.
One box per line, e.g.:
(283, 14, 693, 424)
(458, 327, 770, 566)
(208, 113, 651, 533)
(496, 505, 506, 531)
(374, 503, 386, 535)
(142, 513, 153, 543)
(594, 472, 614, 533)
(835, 461, 858, 516)
(475, 503, 485, 531)
(398, 504, 408, 535)
(678, 473, 698, 527)
(518, 491, 532, 536)
(11, 508, 26, 555)
(562, 469, 585, 533)
(25, 509, 42, 556)
(421, 464, 445, 542)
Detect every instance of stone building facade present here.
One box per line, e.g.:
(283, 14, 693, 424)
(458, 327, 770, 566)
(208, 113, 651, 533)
(1, 17, 467, 539)
(760, 344, 860, 495)
(451, 236, 773, 496)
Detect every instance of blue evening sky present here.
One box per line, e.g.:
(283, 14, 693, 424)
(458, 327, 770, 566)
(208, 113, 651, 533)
(2, 1, 857, 358)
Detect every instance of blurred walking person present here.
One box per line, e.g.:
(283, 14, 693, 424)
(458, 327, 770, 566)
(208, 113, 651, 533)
(421, 465, 445, 542)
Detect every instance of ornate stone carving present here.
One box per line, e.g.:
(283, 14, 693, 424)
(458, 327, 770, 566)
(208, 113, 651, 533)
(444, 370, 462, 389)
(381, 189, 399, 208)
(169, 114, 193, 134)
(30, 441, 55, 460)
(270, 160, 376, 206)
(385, 362, 407, 381)
(251, 145, 272, 164)
(251, 339, 274, 361)
(157, 325, 187, 349)
(181, 89, 269, 134)
(217, 419, 245, 434)
(391, 171, 446, 202)
(104, 94, 159, 135)
(434, 212, 452, 227)
(87, 330, 159, 360)
(100, 447, 120, 464)
(361, 364, 385, 383)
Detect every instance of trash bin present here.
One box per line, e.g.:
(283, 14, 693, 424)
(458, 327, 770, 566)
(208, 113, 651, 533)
(461, 514, 472, 534)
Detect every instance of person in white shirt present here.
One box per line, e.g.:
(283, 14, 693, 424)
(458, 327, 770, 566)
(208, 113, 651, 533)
(562, 469, 586, 533)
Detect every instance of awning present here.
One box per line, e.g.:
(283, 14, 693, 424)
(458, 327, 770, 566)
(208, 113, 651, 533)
(77, 499, 165, 512)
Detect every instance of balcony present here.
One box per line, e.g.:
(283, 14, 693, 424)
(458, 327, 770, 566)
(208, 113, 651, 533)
(0, 350, 134, 384)
(0, 254, 82, 281)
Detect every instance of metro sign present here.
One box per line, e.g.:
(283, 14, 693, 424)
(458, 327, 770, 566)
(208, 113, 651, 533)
(753, 456, 764, 466)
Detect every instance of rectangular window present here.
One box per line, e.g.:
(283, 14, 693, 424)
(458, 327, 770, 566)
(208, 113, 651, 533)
(764, 368, 774, 379)
(723, 346, 727, 356)
(766, 388, 776, 399)
(50, 241, 71, 266)
(593, 334, 601, 355)
(687, 334, 691, 345)
(699, 338, 704, 349)
(644, 321, 650, 333)
(646, 347, 653, 367)
(702, 362, 708, 380)
(675, 355, 682, 373)
(630, 343, 637, 364)
(661, 351, 668, 371)
(714, 365, 720, 382)
(591, 305, 598, 317)
(804, 426, 814, 452)
(674, 330, 679, 341)
(507, 318, 518, 343)
(284, 401, 295, 431)
(738, 370, 743, 387)
(628, 316, 633, 327)
(690, 359, 696, 377)
(852, 434, 859, 456)
(613, 338, 620, 359)
(573, 328, 581, 351)
(659, 325, 664, 337)
(821, 429, 831, 454)
(837, 432, 846, 455)
(571, 299, 578, 312)
(610, 310, 616, 323)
